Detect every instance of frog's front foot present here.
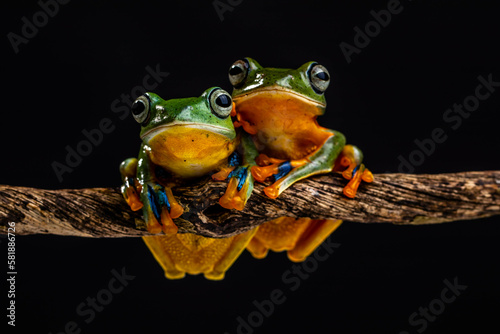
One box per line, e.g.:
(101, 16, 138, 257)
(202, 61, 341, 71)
(335, 145, 374, 198)
(142, 183, 184, 235)
(213, 166, 254, 211)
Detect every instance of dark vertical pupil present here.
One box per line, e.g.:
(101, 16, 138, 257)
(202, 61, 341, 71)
(316, 71, 329, 81)
(216, 94, 231, 108)
(229, 65, 243, 76)
(132, 100, 146, 115)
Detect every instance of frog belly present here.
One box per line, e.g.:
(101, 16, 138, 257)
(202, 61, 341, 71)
(147, 126, 236, 178)
(234, 92, 330, 160)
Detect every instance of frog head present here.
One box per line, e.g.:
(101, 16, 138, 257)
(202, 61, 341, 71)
(228, 57, 330, 116)
(131, 87, 237, 178)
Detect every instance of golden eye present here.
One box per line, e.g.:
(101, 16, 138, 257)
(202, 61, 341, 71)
(308, 63, 330, 94)
(209, 88, 233, 119)
(131, 95, 150, 124)
(228, 59, 249, 87)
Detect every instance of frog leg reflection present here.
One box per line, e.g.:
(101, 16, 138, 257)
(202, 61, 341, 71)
(251, 130, 373, 199)
(333, 145, 374, 198)
(213, 132, 258, 210)
(247, 218, 342, 262)
(143, 228, 257, 280)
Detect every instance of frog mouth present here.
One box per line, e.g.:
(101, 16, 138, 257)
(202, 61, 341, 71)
(232, 85, 327, 108)
(140, 122, 235, 142)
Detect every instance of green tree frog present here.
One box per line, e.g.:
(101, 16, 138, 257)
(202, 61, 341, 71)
(226, 58, 374, 262)
(119, 87, 257, 279)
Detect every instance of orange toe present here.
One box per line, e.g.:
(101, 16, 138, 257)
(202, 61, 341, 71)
(169, 203, 184, 219)
(147, 212, 163, 234)
(362, 169, 374, 183)
(219, 177, 238, 209)
(255, 154, 271, 166)
(160, 207, 178, 235)
(125, 187, 143, 211)
(263, 185, 280, 199)
(163, 187, 184, 219)
(232, 196, 245, 211)
(251, 165, 279, 183)
(342, 163, 356, 180)
(212, 166, 235, 181)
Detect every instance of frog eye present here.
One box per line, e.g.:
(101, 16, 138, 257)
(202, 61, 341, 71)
(308, 64, 330, 94)
(209, 88, 233, 119)
(131, 95, 150, 124)
(228, 59, 249, 87)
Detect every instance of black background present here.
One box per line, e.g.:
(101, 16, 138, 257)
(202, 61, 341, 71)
(2, 0, 500, 333)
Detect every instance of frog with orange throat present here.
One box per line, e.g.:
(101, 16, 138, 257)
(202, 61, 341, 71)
(120, 87, 258, 280)
(218, 58, 374, 262)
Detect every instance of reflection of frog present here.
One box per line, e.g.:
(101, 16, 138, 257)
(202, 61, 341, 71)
(119, 88, 256, 279)
(227, 58, 373, 261)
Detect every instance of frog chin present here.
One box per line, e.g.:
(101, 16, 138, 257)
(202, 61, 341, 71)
(143, 123, 237, 179)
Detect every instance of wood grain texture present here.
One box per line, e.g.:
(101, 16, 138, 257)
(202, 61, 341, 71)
(1, 171, 499, 238)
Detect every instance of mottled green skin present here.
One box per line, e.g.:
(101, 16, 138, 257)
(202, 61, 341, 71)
(232, 57, 327, 114)
(140, 88, 236, 143)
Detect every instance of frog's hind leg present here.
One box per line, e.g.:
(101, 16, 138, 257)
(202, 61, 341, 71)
(246, 217, 342, 262)
(251, 130, 345, 199)
(119, 158, 143, 211)
(333, 145, 374, 198)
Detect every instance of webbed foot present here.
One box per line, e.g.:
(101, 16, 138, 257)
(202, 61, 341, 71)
(334, 145, 373, 198)
(216, 166, 254, 210)
(251, 154, 309, 199)
(141, 183, 184, 235)
(212, 150, 255, 211)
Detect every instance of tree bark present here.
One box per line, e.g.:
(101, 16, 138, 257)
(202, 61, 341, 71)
(1, 171, 499, 238)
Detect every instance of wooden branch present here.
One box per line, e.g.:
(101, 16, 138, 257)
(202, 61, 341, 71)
(1, 171, 499, 238)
